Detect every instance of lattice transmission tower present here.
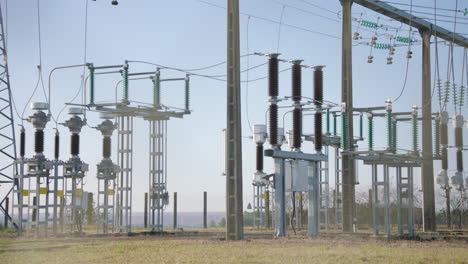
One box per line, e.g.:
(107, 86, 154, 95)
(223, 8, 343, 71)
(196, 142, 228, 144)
(0, 2, 18, 228)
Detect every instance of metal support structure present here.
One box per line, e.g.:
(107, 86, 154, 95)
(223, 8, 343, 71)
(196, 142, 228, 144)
(226, 0, 243, 241)
(95, 115, 119, 234)
(396, 167, 415, 236)
(116, 115, 134, 232)
(173, 192, 177, 229)
(252, 184, 266, 228)
(308, 162, 320, 236)
(371, 164, 390, 236)
(319, 146, 330, 230)
(420, 30, 436, 231)
(203, 191, 207, 229)
(148, 119, 168, 232)
(0, 1, 18, 230)
(273, 158, 286, 237)
(354, 0, 468, 48)
(62, 108, 88, 234)
(340, 0, 355, 232)
(334, 147, 342, 229)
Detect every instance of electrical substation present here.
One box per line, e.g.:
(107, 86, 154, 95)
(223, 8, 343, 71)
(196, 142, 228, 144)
(0, 0, 467, 247)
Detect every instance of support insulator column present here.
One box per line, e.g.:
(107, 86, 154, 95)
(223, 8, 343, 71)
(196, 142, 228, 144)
(54, 131, 60, 160)
(256, 144, 263, 172)
(367, 112, 374, 151)
(411, 106, 419, 154)
(385, 100, 393, 151)
(70, 134, 80, 156)
(314, 66, 324, 152)
(20, 127, 25, 158)
(88, 64, 95, 105)
(291, 60, 303, 150)
(268, 54, 279, 147)
(122, 61, 129, 103)
(433, 114, 441, 157)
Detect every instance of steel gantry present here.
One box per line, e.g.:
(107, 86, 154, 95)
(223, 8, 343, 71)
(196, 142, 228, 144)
(341, 0, 468, 233)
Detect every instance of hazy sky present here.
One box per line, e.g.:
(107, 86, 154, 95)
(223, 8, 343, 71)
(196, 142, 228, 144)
(2, 0, 468, 213)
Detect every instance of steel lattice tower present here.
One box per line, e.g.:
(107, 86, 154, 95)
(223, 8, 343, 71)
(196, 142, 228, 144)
(0, 2, 18, 228)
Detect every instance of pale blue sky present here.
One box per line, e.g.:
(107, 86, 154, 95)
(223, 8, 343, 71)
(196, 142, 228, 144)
(3, 0, 468, 212)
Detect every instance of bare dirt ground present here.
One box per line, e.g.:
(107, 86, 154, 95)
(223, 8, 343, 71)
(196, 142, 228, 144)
(1, 228, 467, 264)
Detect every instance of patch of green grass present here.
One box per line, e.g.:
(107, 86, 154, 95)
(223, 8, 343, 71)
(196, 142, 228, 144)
(0, 235, 467, 264)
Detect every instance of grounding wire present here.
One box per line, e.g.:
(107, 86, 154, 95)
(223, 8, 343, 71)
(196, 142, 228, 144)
(295, 0, 337, 15)
(392, 0, 413, 103)
(19, 0, 49, 124)
(276, 4, 285, 53)
(127, 60, 276, 83)
(20, 68, 42, 125)
(197, 0, 347, 41)
(36, 0, 48, 104)
(176, 53, 254, 72)
(54, 0, 89, 127)
(271, 0, 340, 23)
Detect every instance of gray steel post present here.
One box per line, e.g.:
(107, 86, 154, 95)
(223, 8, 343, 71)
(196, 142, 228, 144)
(52, 162, 59, 234)
(308, 162, 319, 236)
(274, 158, 285, 237)
(371, 165, 378, 236)
(265, 190, 270, 228)
(203, 191, 207, 229)
(339, 0, 355, 233)
(420, 29, 436, 232)
(396, 167, 402, 236)
(4, 197, 8, 228)
(408, 167, 415, 236)
(368, 189, 372, 227)
(144, 192, 148, 229)
(173, 192, 177, 229)
(383, 165, 390, 237)
(226, 0, 243, 240)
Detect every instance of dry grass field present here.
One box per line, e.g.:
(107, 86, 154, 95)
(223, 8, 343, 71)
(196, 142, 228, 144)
(1, 229, 467, 264)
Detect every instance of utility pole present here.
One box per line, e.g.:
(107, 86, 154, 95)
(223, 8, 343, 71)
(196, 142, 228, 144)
(226, 0, 243, 240)
(340, 0, 355, 233)
(420, 29, 436, 231)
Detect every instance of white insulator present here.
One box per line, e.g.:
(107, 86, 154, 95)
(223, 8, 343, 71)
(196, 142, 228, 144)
(453, 115, 464, 128)
(385, 99, 392, 110)
(68, 107, 84, 115)
(253, 124, 267, 144)
(440, 111, 449, 125)
(99, 112, 115, 119)
(30, 102, 48, 110)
